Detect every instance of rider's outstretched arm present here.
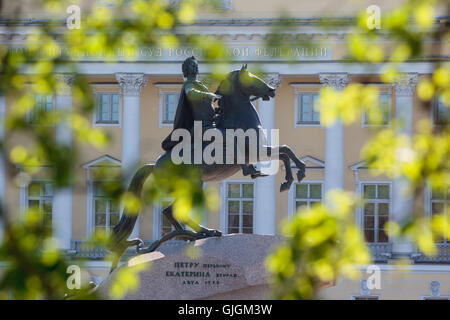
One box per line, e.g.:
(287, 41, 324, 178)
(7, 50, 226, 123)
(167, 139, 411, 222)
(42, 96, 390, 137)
(185, 82, 218, 102)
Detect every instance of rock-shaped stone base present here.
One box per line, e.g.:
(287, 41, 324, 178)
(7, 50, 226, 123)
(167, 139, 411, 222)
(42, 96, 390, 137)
(98, 234, 281, 300)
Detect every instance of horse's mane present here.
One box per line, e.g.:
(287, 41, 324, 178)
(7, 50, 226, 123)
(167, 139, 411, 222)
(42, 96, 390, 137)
(215, 70, 239, 98)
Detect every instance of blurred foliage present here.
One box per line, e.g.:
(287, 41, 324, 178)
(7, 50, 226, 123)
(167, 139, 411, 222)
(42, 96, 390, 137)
(267, 0, 449, 299)
(142, 162, 219, 227)
(0, 0, 227, 299)
(108, 260, 147, 299)
(362, 119, 449, 190)
(0, 211, 98, 299)
(266, 191, 370, 299)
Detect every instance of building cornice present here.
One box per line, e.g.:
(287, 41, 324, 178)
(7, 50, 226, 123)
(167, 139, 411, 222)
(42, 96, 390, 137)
(0, 16, 448, 27)
(0, 17, 448, 43)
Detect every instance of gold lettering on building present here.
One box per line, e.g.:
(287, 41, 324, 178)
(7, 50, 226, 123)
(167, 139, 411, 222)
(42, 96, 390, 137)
(7, 45, 331, 60)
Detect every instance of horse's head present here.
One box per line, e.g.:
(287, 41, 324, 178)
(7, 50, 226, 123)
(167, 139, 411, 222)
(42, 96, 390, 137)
(236, 64, 276, 100)
(216, 65, 276, 103)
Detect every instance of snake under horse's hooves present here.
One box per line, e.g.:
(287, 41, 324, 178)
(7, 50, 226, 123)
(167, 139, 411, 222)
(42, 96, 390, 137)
(137, 228, 220, 254)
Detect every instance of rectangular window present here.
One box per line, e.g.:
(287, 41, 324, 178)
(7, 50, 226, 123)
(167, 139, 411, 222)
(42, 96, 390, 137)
(434, 97, 449, 125)
(364, 93, 391, 126)
(93, 182, 119, 235)
(29, 94, 54, 124)
(226, 182, 254, 234)
(362, 183, 390, 243)
(297, 92, 320, 124)
(430, 186, 449, 243)
(95, 93, 120, 124)
(162, 92, 179, 124)
(27, 181, 53, 231)
(294, 183, 322, 211)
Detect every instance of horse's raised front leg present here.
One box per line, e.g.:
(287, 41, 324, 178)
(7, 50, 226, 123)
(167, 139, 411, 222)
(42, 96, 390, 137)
(257, 146, 294, 192)
(279, 153, 294, 192)
(278, 145, 306, 182)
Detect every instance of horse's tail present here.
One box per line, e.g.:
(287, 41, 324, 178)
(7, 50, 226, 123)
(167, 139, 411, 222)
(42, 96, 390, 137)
(108, 164, 154, 267)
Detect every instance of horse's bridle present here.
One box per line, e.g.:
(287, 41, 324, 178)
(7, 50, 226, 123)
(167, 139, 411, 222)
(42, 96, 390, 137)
(250, 95, 270, 102)
(233, 71, 271, 102)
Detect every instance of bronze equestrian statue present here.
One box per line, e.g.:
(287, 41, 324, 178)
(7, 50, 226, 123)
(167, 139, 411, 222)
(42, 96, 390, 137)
(108, 57, 306, 271)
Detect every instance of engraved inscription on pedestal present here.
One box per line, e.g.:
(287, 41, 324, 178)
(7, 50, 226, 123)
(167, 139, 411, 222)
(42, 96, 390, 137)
(166, 261, 240, 286)
(98, 234, 282, 300)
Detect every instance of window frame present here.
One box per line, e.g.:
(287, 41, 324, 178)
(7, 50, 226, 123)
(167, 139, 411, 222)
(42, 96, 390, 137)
(359, 181, 392, 244)
(90, 180, 120, 236)
(288, 180, 324, 218)
(27, 93, 56, 126)
(361, 88, 393, 128)
(83, 155, 122, 236)
(156, 84, 182, 128)
(220, 180, 255, 235)
(161, 92, 179, 125)
(291, 84, 322, 128)
(92, 86, 122, 127)
(296, 92, 320, 125)
(20, 178, 54, 232)
(431, 96, 449, 126)
(425, 183, 449, 244)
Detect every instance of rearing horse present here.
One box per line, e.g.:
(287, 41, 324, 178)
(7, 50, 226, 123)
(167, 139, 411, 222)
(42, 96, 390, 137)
(108, 66, 306, 271)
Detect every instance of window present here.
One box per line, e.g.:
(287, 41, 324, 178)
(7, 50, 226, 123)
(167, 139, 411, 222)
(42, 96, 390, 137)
(294, 183, 322, 211)
(433, 97, 449, 125)
(82, 155, 122, 235)
(226, 182, 254, 234)
(430, 186, 449, 243)
(27, 181, 53, 231)
(363, 93, 391, 126)
(93, 181, 119, 235)
(94, 93, 121, 125)
(157, 85, 182, 127)
(161, 92, 179, 124)
(362, 183, 390, 243)
(297, 92, 320, 125)
(28, 94, 54, 124)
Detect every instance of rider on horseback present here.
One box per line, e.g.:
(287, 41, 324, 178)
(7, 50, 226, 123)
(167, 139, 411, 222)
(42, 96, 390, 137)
(108, 59, 306, 272)
(161, 56, 266, 178)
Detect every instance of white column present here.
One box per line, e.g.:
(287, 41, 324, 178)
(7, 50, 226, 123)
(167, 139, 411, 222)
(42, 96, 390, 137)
(391, 73, 418, 258)
(0, 95, 5, 243)
(116, 73, 147, 239)
(319, 73, 351, 200)
(254, 74, 280, 235)
(52, 74, 74, 250)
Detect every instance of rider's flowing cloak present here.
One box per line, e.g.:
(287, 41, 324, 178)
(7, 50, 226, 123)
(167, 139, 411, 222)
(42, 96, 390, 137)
(161, 83, 194, 151)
